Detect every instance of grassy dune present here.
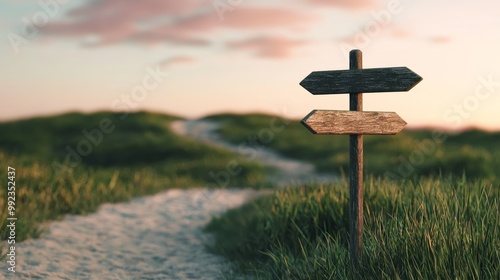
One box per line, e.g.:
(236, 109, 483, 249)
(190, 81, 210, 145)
(1, 111, 498, 278)
(206, 177, 499, 279)
(205, 113, 499, 279)
(0, 111, 268, 254)
(207, 113, 500, 181)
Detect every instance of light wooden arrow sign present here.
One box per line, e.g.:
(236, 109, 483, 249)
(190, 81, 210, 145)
(301, 110, 407, 135)
(300, 67, 422, 94)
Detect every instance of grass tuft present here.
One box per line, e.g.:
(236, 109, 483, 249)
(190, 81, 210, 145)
(206, 176, 499, 279)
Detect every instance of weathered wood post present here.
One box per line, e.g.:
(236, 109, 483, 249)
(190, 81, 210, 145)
(299, 49, 422, 273)
(349, 49, 364, 268)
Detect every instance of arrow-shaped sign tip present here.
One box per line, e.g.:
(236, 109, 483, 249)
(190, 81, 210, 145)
(402, 67, 423, 91)
(300, 110, 318, 134)
(299, 74, 312, 91)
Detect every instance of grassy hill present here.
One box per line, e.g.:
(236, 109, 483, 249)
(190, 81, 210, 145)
(204, 113, 499, 279)
(206, 177, 499, 279)
(0, 111, 267, 248)
(205, 113, 500, 182)
(1, 111, 498, 277)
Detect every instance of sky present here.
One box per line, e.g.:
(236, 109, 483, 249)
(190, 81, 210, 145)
(1, 0, 500, 130)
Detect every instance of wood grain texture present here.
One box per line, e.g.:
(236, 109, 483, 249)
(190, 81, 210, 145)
(349, 49, 364, 270)
(301, 110, 407, 135)
(300, 66, 422, 94)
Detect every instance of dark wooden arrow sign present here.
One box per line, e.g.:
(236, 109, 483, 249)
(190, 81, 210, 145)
(301, 110, 407, 135)
(300, 67, 422, 94)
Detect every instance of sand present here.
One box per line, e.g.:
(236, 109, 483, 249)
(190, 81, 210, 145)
(2, 188, 259, 279)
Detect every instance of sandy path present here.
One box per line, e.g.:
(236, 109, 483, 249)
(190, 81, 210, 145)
(170, 120, 336, 186)
(2, 119, 334, 279)
(2, 189, 260, 279)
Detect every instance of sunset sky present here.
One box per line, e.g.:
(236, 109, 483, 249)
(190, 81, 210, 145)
(2, 0, 500, 130)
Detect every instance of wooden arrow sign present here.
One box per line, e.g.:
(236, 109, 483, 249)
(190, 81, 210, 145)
(298, 49, 421, 270)
(300, 67, 422, 94)
(301, 110, 407, 135)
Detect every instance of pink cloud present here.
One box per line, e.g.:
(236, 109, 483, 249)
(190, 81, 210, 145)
(429, 36, 451, 44)
(38, 0, 332, 61)
(389, 26, 411, 39)
(227, 36, 308, 58)
(42, 1, 315, 47)
(42, 0, 211, 45)
(66, 0, 202, 18)
(215, 7, 315, 29)
(160, 56, 196, 67)
(307, 0, 377, 10)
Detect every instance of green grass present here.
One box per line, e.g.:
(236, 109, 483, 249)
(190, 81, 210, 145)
(2, 110, 499, 280)
(205, 176, 499, 279)
(205, 113, 499, 278)
(0, 111, 269, 256)
(206, 113, 500, 181)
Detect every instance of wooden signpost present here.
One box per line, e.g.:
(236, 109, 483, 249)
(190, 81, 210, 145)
(299, 49, 422, 270)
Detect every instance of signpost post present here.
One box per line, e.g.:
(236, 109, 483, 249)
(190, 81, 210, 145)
(299, 49, 422, 271)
